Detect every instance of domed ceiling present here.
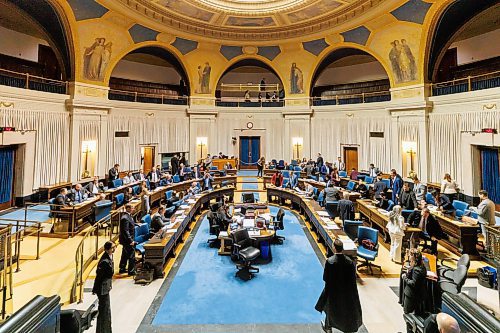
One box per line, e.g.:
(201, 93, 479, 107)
(112, 0, 390, 41)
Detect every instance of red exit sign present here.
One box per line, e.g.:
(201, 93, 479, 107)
(482, 128, 498, 134)
(0, 127, 15, 132)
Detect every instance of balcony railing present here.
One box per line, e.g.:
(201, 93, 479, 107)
(311, 90, 391, 106)
(215, 97, 284, 107)
(0, 68, 68, 94)
(431, 70, 500, 96)
(108, 88, 188, 105)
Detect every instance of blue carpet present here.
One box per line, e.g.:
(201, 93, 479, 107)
(237, 170, 258, 176)
(241, 183, 259, 190)
(242, 177, 258, 182)
(152, 206, 324, 325)
(0, 205, 51, 233)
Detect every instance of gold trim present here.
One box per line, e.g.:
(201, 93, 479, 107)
(0, 101, 14, 108)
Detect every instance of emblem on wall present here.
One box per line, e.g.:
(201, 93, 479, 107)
(84, 38, 112, 81)
(389, 39, 417, 83)
(290, 63, 304, 94)
(196, 62, 211, 94)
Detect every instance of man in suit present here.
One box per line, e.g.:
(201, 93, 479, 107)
(54, 188, 70, 207)
(70, 183, 88, 204)
(402, 249, 427, 320)
(202, 172, 214, 191)
(92, 241, 115, 333)
(368, 163, 379, 178)
(147, 166, 160, 190)
(337, 192, 354, 222)
(178, 163, 188, 181)
(315, 239, 362, 333)
(316, 153, 324, 170)
(412, 207, 444, 254)
(135, 169, 146, 181)
(373, 176, 387, 200)
(390, 169, 403, 204)
(151, 206, 168, 235)
(399, 182, 418, 210)
(334, 157, 345, 171)
(108, 164, 119, 187)
(376, 192, 390, 210)
(119, 204, 136, 276)
(477, 190, 496, 246)
(85, 177, 103, 197)
(170, 155, 179, 176)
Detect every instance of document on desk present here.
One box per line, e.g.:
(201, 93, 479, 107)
(317, 211, 330, 217)
(342, 240, 357, 251)
(180, 205, 191, 209)
(259, 213, 271, 221)
(219, 231, 228, 237)
(175, 210, 185, 215)
(321, 217, 335, 224)
(187, 199, 196, 204)
(243, 219, 255, 228)
(166, 228, 177, 233)
(248, 230, 260, 237)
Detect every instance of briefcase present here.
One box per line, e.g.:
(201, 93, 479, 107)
(134, 264, 155, 285)
(477, 266, 497, 290)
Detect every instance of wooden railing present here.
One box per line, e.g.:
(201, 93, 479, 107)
(108, 88, 188, 105)
(0, 68, 68, 94)
(311, 90, 391, 106)
(431, 70, 500, 96)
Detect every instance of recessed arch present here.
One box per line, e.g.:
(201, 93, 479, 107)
(425, 1, 499, 82)
(107, 43, 191, 95)
(310, 46, 391, 97)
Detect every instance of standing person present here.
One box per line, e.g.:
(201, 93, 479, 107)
(441, 173, 459, 202)
(316, 153, 324, 169)
(337, 192, 354, 222)
(119, 204, 136, 276)
(257, 157, 264, 178)
(412, 176, 426, 202)
(108, 164, 119, 187)
(399, 182, 418, 211)
(147, 166, 159, 190)
(260, 77, 266, 91)
(401, 249, 427, 327)
(388, 205, 406, 263)
(179, 153, 187, 166)
(476, 190, 496, 248)
(92, 241, 115, 333)
(334, 157, 345, 172)
(373, 176, 387, 200)
(315, 239, 362, 333)
(368, 163, 379, 178)
(170, 154, 179, 176)
(391, 169, 403, 204)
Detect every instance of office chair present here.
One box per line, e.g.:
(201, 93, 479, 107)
(282, 170, 290, 178)
(343, 220, 363, 241)
(438, 265, 468, 294)
(271, 208, 285, 244)
(277, 160, 285, 170)
(346, 181, 357, 191)
(438, 254, 470, 281)
(452, 200, 469, 218)
(339, 171, 347, 178)
(242, 193, 256, 203)
(207, 211, 220, 248)
(114, 193, 125, 208)
(425, 192, 436, 205)
(232, 228, 261, 281)
(356, 226, 381, 274)
(387, 200, 395, 211)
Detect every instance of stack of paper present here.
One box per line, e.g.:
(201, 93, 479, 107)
(325, 224, 340, 230)
(342, 240, 357, 251)
(243, 219, 255, 228)
(174, 210, 185, 215)
(180, 205, 191, 209)
(248, 230, 260, 237)
(166, 228, 177, 233)
(317, 211, 330, 217)
(187, 199, 196, 204)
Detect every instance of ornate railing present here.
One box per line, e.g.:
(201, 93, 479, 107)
(485, 225, 500, 263)
(0, 68, 68, 94)
(431, 70, 500, 96)
(108, 88, 188, 105)
(311, 90, 391, 106)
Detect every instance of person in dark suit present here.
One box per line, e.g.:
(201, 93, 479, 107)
(151, 206, 168, 235)
(54, 188, 70, 207)
(119, 204, 136, 276)
(202, 172, 214, 191)
(373, 176, 387, 200)
(413, 207, 444, 255)
(337, 192, 354, 222)
(376, 191, 390, 210)
(433, 190, 455, 215)
(85, 176, 103, 197)
(179, 153, 187, 166)
(92, 240, 115, 333)
(315, 239, 363, 333)
(423, 312, 461, 333)
(399, 182, 418, 210)
(69, 183, 88, 204)
(391, 169, 403, 204)
(170, 155, 179, 176)
(402, 249, 427, 330)
(316, 153, 324, 170)
(147, 166, 160, 190)
(178, 163, 188, 181)
(108, 164, 120, 187)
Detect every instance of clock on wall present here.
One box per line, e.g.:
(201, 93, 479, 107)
(246, 122, 254, 129)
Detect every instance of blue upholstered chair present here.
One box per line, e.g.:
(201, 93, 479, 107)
(425, 192, 436, 205)
(294, 166, 302, 172)
(452, 200, 469, 218)
(165, 190, 181, 207)
(141, 214, 152, 227)
(282, 170, 290, 178)
(381, 179, 391, 188)
(346, 181, 356, 191)
(356, 226, 381, 274)
(210, 166, 218, 171)
(164, 206, 176, 218)
(364, 176, 374, 184)
(339, 171, 347, 178)
(114, 193, 125, 208)
(269, 164, 275, 170)
(317, 191, 325, 207)
(173, 175, 180, 183)
(159, 179, 167, 186)
(281, 178, 290, 188)
(94, 201, 113, 223)
(134, 223, 150, 255)
(277, 160, 285, 170)
(112, 179, 123, 188)
(132, 185, 141, 195)
(387, 200, 395, 211)
(343, 220, 363, 241)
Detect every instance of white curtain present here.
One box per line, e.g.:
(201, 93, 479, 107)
(1, 108, 70, 188)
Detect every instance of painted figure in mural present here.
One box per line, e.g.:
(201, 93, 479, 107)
(389, 39, 417, 83)
(84, 38, 112, 81)
(200, 62, 211, 94)
(290, 62, 303, 94)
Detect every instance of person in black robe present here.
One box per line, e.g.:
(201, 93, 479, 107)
(337, 192, 355, 222)
(170, 155, 179, 176)
(316, 239, 362, 333)
(92, 241, 115, 333)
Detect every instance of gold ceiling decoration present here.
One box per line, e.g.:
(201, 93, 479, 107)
(114, 0, 389, 41)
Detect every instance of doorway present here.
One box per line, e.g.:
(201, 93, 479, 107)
(343, 146, 358, 174)
(142, 146, 155, 173)
(239, 136, 260, 169)
(0, 147, 15, 210)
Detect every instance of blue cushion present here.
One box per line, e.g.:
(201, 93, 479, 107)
(135, 243, 145, 255)
(112, 179, 123, 188)
(381, 179, 391, 188)
(364, 176, 374, 184)
(346, 181, 356, 191)
(132, 185, 141, 195)
(282, 170, 290, 178)
(281, 178, 290, 188)
(452, 200, 469, 212)
(294, 166, 301, 172)
(339, 171, 347, 178)
(173, 175, 180, 183)
(94, 201, 112, 222)
(357, 246, 378, 260)
(165, 190, 173, 200)
(141, 214, 152, 227)
(114, 193, 125, 207)
(426, 192, 436, 205)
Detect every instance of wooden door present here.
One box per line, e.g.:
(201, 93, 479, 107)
(344, 147, 358, 173)
(143, 146, 155, 173)
(239, 136, 260, 169)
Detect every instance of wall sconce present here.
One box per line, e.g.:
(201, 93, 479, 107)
(196, 137, 207, 159)
(81, 140, 97, 178)
(402, 141, 417, 178)
(231, 137, 237, 145)
(292, 137, 303, 160)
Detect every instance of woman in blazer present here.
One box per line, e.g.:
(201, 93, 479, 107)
(387, 205, 406, 263)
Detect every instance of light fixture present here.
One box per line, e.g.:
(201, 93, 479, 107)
(402, 141, 417, 178)
(196, 137, 207, 159)
(292, 137, 303, 160)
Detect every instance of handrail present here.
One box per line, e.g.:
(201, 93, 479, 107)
(0, 226, 13, 320)
(431, 69, 500, 87)
(220, 83, 281, 92)
(0, 68, 67, 84)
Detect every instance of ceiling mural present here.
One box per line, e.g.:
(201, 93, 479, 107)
(112, 0, 391, 41)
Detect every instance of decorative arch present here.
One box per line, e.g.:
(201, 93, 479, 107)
(6, 0, 76, 80)
(214, 55, 286, 96)
(423, 0, 499, 82)
(309, 44, 393, 96)
(105, 41, 191, 93)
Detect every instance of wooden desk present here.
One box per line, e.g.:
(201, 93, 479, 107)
(105, 181, 141, 202)
(266, 186, 357, 258)
(143, 187, 235, 278)
(39, 182, 71, 200)
(56, 197, 100, 235)
(263, 169, 306, 178)
(211, 158, 238, 170)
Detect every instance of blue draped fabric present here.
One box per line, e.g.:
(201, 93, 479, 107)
(0, 148, 15, 204)
(481, 149, 500, 204)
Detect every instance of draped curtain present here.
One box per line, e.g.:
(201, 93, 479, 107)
(428, 113, 461, 182)
(481, 148, 500, 204)
(0, 148, 15, 204)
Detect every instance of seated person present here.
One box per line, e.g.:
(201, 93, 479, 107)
(224, 162, 233, 170)
(399, 183, 418, 211)
(85, 176, 104, 197)
(124, 187, 135, 203)
(337, 192, 354, 221)
(350, 168, 359, 180)
(357, 183, 370, 199)
(218, 152, 227, 159)
(323, 183, 340, 203)
(401, 249, 427, 320)
(135, 169, 146, 181)
(295, 183, 315, 198)
(151, 206, 169, 235)
(178, 163, 188, 181)
(375, 192, 390, 210)
(202, 172, 214, 191)
(407, 200, 428, 227)
(164, 173, 173, 184)
(423, 312, 461, 333)
(411, 207, 445, 255)
(432, 190, 455, 215)
(95, 193, 111, 204)
(290, 171, 299, 189)
(373, 176, 387, 200)
(69, 183, 88, 204)
(123, 171, 135, 185)
(217, 203, 232, 230)
(54, 188, 70, 207)
(271, 171, 284, 187)
(186, 181, 201, 197)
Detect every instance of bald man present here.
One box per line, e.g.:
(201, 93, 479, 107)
(424, 313, 461, 333)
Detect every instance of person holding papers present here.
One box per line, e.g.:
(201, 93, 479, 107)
(387, 205, 406, 263)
